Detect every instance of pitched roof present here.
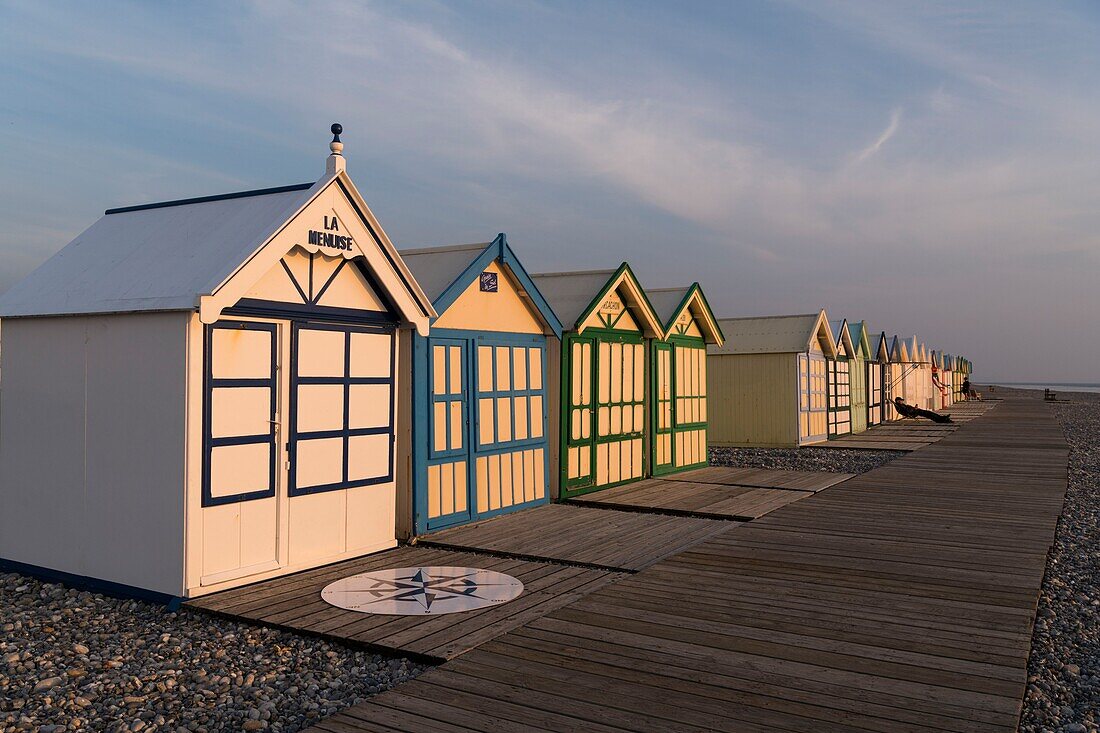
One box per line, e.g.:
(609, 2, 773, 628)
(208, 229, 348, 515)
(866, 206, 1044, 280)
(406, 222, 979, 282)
(0, 170, 436, 333)
(399, 242, 491, 303)
(531, 263, 662, 336)
(646, 284, 724, 345)
(529, 269, 619, 327)
(399, 235, 563, 338)
(708, 311, 834, 356)
(0, 184, 315, 317)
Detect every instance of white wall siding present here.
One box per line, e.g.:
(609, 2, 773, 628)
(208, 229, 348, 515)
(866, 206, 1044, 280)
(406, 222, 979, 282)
(0, 313, 188, 596)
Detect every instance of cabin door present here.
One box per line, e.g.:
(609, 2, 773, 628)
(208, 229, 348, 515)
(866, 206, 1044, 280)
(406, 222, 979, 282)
(827, 358, 851, 437)
(200, 320, 282, 586)
(867, 361, 883, 425)
(421, 336, 549, 531)
(671, 341, 708, 470)
(563, 332, 645, 495)
(652, 342, 674, 475)
(798, 353, 827, 444)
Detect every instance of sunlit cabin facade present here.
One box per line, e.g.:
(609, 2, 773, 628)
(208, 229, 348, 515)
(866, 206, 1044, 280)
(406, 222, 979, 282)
(399, 236, 563, 537)
(708, 311, 838, 448)
(845, 320, 873, 433)
(931, 350, 953, 409)
(646, 285, 724, 475)
(531, 265, 663, 499)
(0, 149, 436, 601)
(868, 329, 888, 425)
(826, 318, 854, 438)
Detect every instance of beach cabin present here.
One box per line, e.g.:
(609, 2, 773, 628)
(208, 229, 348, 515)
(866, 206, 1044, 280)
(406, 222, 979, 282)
(867, 330, 888, 426)
(892, 336, 931, 412)
(708, 311, 837, 448)
(827, 318, 854, 438)
(0, 130, 436, 601)
(932, 350, 952, 409)
(531, 265, 663, 498)
(845, 321, 873, 433)
(646, 285, 724, 475)
(397, 236, 563, 537)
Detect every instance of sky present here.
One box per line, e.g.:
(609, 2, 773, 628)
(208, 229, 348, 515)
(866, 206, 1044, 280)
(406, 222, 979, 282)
(1, 0, 1098, 382)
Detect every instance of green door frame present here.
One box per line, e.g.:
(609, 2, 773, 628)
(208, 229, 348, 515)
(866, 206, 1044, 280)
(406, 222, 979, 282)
(651, 334, 708, 476)
(560, 328, 647, 498)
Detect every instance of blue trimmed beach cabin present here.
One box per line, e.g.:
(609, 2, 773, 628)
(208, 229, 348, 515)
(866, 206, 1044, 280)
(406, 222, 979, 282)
(399, 235, 563, 537)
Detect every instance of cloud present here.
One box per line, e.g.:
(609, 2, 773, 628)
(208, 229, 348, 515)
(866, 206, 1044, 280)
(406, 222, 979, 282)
(855, 108, 902, 162)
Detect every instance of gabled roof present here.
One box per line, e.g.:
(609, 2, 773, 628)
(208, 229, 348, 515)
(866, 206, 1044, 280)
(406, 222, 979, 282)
(531, 263, 663, 337)
(828, 318, 855, 358)
(873, 331, 891, 362)
(709, 310, 836, 357)
(0, 167, 437, 333)
(399, 234, 563, 339)
(646, 284, 724, 345)
(890, 335, 906, 362)
(847, 320, 872, 359)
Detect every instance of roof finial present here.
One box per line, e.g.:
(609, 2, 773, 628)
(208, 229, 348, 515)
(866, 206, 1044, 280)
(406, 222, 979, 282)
(326, 123, 346, 174)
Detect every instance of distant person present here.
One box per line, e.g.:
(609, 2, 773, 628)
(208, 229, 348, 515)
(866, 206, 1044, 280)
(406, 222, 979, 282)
(893, 397, 953, 423)
(961, 378, 982, 401)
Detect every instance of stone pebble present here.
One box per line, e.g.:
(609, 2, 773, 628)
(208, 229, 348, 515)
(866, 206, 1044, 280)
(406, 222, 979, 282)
(0, 575, 428, 732)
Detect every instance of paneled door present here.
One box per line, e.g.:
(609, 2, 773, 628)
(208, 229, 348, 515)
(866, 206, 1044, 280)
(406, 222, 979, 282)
(827, 357, 851, 437)
(200, 320, 281, 586)
(421, 335, 549, 532)
(289, 322, 394, 497)
(652, 342, 674, 475)
(867, 361, 883, 425)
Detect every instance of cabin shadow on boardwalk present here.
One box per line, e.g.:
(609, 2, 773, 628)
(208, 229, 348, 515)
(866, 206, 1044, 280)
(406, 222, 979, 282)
(300, 394, 1068, 733)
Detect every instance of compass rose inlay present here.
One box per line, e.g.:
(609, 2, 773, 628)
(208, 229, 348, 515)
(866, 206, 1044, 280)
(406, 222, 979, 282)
(320, 566, 525, 615)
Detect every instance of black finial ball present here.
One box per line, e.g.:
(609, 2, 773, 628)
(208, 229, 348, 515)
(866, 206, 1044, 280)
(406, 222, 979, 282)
(331, 123, 342, 136)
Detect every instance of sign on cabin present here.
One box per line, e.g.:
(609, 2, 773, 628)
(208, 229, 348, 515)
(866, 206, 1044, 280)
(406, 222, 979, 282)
(306, 214, 355, 252)
(479, 271, 498, 292)
(598, 297, 623, 315)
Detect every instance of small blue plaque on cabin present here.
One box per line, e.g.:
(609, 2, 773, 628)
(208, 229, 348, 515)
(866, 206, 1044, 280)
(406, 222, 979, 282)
(479, 271, 498, 292)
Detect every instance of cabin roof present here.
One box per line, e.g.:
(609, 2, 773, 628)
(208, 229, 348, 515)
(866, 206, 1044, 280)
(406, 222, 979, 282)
(530, 264, 662, 336)
(399, 235, 563, 338)
(646, 284, 724, 345)
(398, 242, 492, 303)
(708, 311, 834, 356)
(0, 184, 316, 317)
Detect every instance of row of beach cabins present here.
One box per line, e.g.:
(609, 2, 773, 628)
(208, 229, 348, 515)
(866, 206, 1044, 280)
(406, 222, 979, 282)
(0, 140, 972, 602)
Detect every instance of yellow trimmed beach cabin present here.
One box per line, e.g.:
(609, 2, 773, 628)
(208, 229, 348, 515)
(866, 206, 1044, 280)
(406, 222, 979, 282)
(646, 285, 724, 475)
(845, 320, 873, 433)
(707, 310, 838, 448)
(531, 265, 664, 499)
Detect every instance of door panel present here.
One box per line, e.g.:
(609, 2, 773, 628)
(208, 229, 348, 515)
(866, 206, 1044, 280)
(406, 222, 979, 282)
(652, 343, 673, 474)
(201, 320, 280, 585)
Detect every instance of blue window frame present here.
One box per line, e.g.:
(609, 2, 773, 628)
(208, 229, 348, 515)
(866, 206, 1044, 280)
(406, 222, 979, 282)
(202, 321, 278, 507)
(288, 321, 396, 497)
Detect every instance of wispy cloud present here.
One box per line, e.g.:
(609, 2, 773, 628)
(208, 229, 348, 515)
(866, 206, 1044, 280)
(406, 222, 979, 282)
(855, 108, 902, 162)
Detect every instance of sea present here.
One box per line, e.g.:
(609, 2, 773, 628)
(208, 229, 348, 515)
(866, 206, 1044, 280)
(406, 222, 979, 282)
(993, 382, 1100, 394)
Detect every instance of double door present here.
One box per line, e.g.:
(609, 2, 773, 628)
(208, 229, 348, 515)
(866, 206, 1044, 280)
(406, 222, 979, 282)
(867, 361, 883, 425)
(421, 334, 549, 533)
(652, 340, 708, 475)
(827, 357, 851, 437)
(563, 332, 646, 495)
(201, 317, 395, 586)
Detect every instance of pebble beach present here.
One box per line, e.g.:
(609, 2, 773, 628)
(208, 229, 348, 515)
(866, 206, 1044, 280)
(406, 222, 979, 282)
(0, 585, 424, 733)
(1015, 387, 1100, 733)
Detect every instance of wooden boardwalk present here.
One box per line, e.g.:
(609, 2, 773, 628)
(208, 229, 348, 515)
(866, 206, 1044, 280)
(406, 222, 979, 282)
(186, 545, 620, 662)
(310, 395, 1067, 732)
(569, 478, 813, 520)
(673, 466, 854, 492)
(820, 401, 998, 450)
(419, 504, 731, 572)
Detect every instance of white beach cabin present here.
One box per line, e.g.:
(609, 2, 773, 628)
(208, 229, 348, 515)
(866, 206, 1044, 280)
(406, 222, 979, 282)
(0, 129, 435, 602)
